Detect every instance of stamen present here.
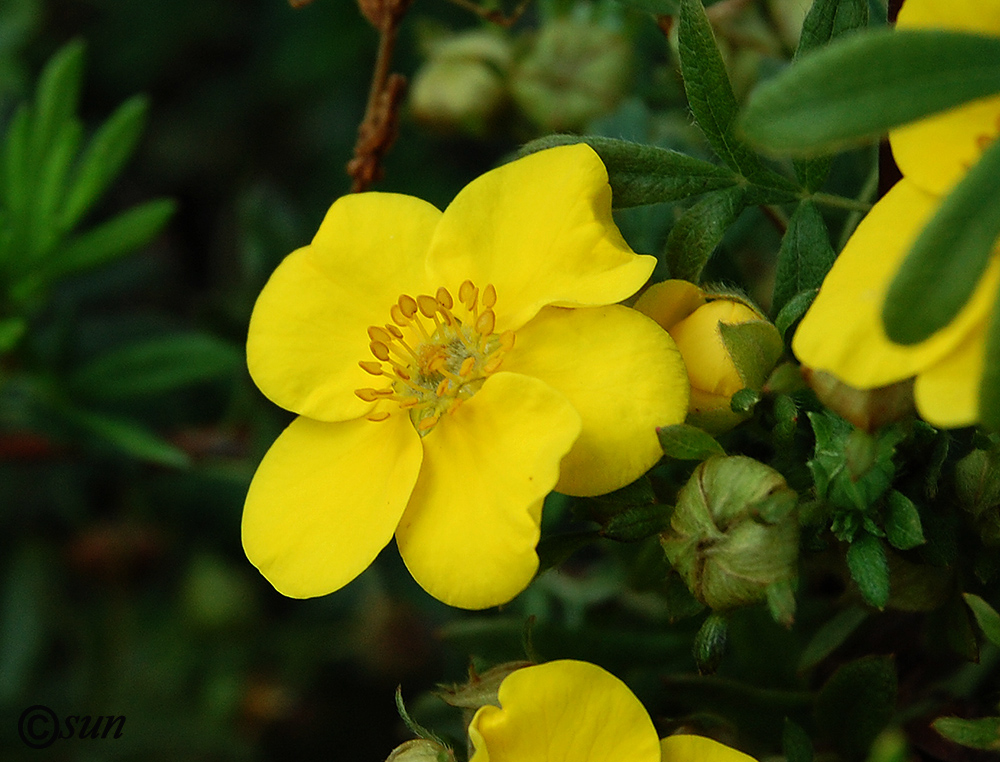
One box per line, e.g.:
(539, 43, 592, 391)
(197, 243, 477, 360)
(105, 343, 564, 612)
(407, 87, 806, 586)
(436, 287, 453, 310)
(368, 326, 394, 344)
(367, 411, 391, 422)
(459, 280, 476, 308)
(370, 341, 391, 361)
(417, 415, 439, 431)
(355, 388, 381, 402)
(359, 360, 384, 375)
(499, 330, 515, 351)
(417, 294, 439, 319)
(390, 304, 409, 327)
(483, 356, 503, 374)
(384, 324, 404, 340)
(475, 309, 496, 336)
(482, 284, 497, 310)
(459, 357, 476, 377)
(398, 295, 418, 319)
(435, 378, 450, 397)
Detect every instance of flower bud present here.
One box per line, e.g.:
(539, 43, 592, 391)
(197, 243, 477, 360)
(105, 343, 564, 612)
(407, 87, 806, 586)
(635, 280, 781, 433)
(955, 447, 1000, 546)
(661, 456, 799, 610)
(437, 660, 532, 712)
(409, 30, 513, 136)
(385, 739, 455, 762)
(511, 18, 630, 132)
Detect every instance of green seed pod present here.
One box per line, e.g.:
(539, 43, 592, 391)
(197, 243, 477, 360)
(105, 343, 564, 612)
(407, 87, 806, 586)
(661, 456, 799, 610)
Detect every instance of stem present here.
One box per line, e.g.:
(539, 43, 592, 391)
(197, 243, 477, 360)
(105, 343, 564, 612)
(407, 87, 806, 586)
(761, 204, 789, 235)
(809, 192, 873, 213)
(442, 0, 533, 27)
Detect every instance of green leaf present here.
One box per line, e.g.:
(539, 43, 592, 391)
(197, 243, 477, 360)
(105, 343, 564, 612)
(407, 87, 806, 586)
(29, 39, 85, 172)
(766, 579, 797, 628)
(933, 716, 1000, 751)
(692, 612, 728, 675)
(783, 719, 814, 762)
(816, 655, 897, 760)
(677, 0, 771, 181)
(962, 592, 1000, 647)
(69, 332, 242, 401)
(60, 95, 150, 231)
(28, 197, 175, 287)
(62, 406, 189, 467)
(719, 320, 784, 389)
(795, 0, 868, 58)
(884, 491, 925, 550)
(657, 423, 725, 460)
(772, 201, 835, 315)
(517, 134, 739, 208)
(28, 117, 81, 259)
(883, 138, 1000, 345)
(798, 605, 868, 672)
(774, 288, 818, 343)
(739, 29, 1000, 155)
(1, 103, 31, 215)
(0, 317, 26, 354)
(664, 185, 746, 281)
(792, 0, 868, 190)
(601, 503, 672, 542)
(846, 532, 889, 609)
(984, 294, 1000, 431)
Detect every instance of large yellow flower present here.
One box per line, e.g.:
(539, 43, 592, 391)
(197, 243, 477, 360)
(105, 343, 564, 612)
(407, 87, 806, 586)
(792, 0, 1000, 428)
(468, 659, 757, 762)
(242, 145, 689, 610)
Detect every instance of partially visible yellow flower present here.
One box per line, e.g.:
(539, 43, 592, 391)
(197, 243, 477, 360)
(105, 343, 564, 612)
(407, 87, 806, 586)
(468, 660, 757, 762)
(242, 145, 689, 610)
(635, 280, 776, 432)
(792, 0, 1000, 428)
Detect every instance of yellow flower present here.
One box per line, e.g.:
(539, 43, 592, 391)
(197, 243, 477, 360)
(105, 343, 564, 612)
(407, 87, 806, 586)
(792, 0, 1000, 428)
(635, 280, 776, 432)
(468, 660, 757, 762)
(242, 145, 689, 610)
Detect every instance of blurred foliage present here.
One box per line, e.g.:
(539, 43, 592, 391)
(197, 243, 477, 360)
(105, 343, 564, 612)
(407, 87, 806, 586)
(3, 0, 1000, 761)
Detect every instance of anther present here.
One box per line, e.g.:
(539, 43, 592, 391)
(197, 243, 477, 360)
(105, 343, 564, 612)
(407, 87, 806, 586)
(384, 323, 404, 339)
(398, 295, 418, 319)
(475, 309, 496, 336)
(459, 357, 476, 377)
(499, 330, 515, 351)
(483, 356, 503, 374)
(390, 304, 409, 326)
(355, 388, 381, 402)
(436, 287, 454, 310)
(459, 280, 476, 307)
(359, 360, 384, 375)
(482, 284, 497, 309)
(368, 326, 394, 344)
(417, 294, 439, 318)
(367, 411, 391, 422)
(418, 415, 439, 431)
(370, 341, 391, 361)
(435, 378, 450, 397)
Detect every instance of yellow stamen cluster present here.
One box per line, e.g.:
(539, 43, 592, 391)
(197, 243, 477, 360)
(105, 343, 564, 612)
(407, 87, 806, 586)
(355, 280, 515, 435)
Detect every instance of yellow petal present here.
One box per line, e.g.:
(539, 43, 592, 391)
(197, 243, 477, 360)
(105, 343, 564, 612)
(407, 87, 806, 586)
(913, 322, 986, 427)
(660, 735, 758, 762)
(633, 279, 707, 331)
(426, 144, 656, 332)
(891, 0, 1000, 196)
(242, 414, 423, 598)
(792, 180, 1000, 388)
(468, 660, 661, 762)
(503, 305, 689, 497)
(395, 372, 581, 609)
(247, 193, 440, 421)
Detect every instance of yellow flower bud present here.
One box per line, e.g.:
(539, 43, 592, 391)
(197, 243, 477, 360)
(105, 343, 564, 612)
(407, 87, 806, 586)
(635, 280, 779, 433)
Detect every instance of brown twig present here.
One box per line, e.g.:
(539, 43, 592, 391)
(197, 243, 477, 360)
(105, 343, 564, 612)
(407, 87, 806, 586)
(441, 0, 533, 28)
(347, 0, 413, 192)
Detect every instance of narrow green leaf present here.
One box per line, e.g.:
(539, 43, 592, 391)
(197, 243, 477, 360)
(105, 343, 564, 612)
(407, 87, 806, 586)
(61, 95, 150, 231)
(69, 332, 242, 401)
(517, 134, 739, 208)
(775, 288, 818, 342)
(677, 0, 765, 178)
(773, 201, 836, 315)
(933, 716, 1000, 751)
(36, 198, 175, 284)
(962, 592, 1000, 647)
(783, 719, 814, 762)
(792, 0, 868, 189)
(798, 605, 868, 672)
(846, 532, 889, 609)
(983, 293, 1000, 431)
(816, 655, 897, 760)
(1, 104, 31, 214)
(63, 407, 189, 467)
(883, 137, 1000, 345)
(664, 185, 746, 281)
(29, 39, 85, 172)
(657, 423, 725, 460)
(796, 0, 868, 58)
(740, 29, 1000, 155)
(719, 320, 784, 389)
(884, 491, 925, 550)
(28, 118, 82, 259)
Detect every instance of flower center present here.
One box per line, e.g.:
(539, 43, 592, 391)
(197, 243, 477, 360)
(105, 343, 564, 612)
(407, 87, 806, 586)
(355, 280, 515, 435)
